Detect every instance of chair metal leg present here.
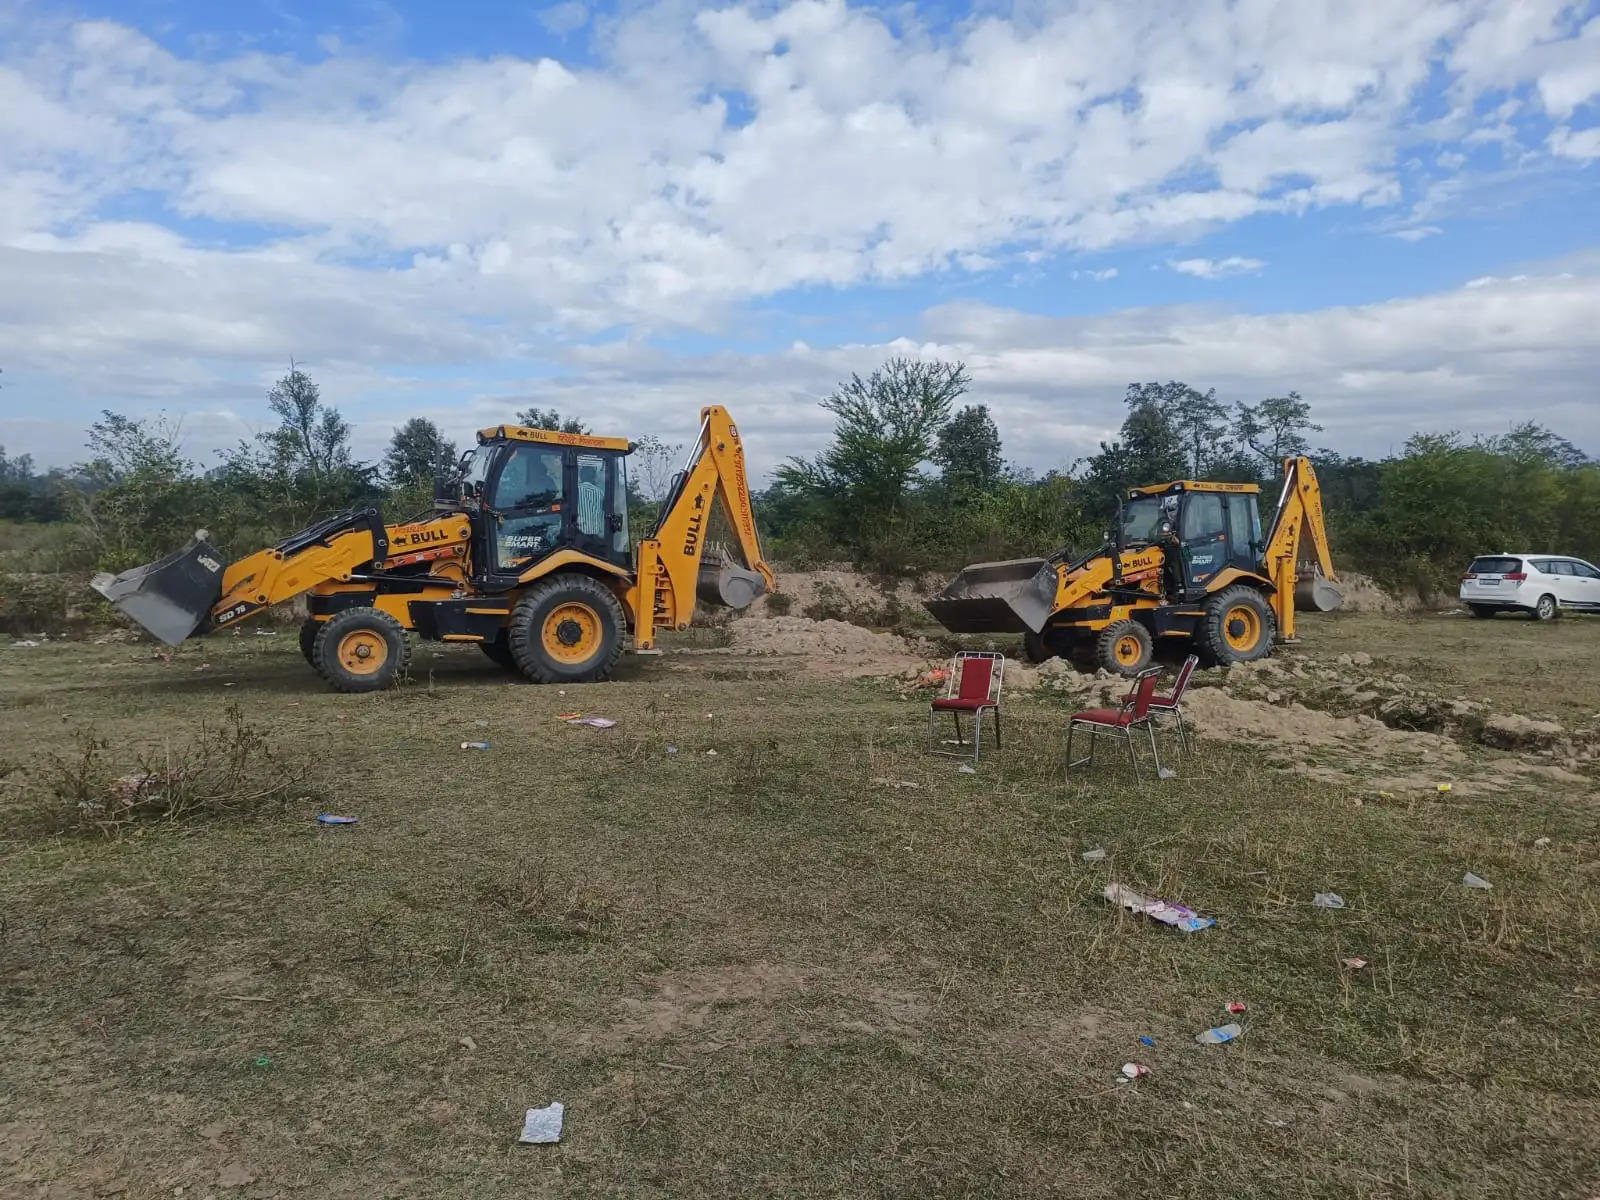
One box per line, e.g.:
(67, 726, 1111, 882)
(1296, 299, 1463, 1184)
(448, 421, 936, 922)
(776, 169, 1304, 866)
(928, 706, 936, 754)
(992, 707, 1002, 751)
(951, 710, 963, 745)
(1124, 728, 1140, 783)
(1146, 720, 1163, 777)
(1173, 707, 1190, 756)
(972, 710, 983, 763)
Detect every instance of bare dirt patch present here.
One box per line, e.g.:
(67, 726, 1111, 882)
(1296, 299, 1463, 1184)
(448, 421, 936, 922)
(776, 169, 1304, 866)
(725, 614, 934, 676)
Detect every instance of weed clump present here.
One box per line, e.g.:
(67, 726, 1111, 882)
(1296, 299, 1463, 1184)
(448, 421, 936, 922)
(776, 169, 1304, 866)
(17, 703, 312, 838)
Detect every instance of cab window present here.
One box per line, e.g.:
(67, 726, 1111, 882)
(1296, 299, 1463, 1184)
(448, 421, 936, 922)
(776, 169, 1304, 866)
(1225, 493, 1259, 554)
(1181, 493, 1225, 541)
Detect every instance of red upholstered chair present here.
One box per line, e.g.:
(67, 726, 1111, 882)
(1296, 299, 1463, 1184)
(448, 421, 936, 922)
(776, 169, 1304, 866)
(928, 652, 1004, 763)
(1123, 653, 1199, 756)
(1067, 665, 1164, 782)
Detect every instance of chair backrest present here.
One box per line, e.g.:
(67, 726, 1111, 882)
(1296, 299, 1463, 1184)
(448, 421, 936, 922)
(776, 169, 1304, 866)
(1169, 654, 1200, 702)
(1127, 667, 1162, 719)
(952, 651, 1004, 704)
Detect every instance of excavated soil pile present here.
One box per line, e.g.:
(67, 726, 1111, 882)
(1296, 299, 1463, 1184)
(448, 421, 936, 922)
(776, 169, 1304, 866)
(752, 566, 945, 622)
(1333, 572, 1409, 613)
(726, 616, 935, 677)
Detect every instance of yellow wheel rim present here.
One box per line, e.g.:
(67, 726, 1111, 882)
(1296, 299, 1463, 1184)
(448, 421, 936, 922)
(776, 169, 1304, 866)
(1114, 634, 1144, 666)
(336, 629, 389, 676)
(1224, 604, 1262, 652)
(541, 602, 601, 664)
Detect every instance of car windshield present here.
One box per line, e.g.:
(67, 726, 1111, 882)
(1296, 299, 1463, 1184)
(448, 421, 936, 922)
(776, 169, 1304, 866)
(1120, 496, 1165, 543)
(1468, 556, 1522, 574)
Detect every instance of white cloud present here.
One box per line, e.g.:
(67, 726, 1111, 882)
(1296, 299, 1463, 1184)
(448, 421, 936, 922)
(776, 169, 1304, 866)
(1391, 225, 1444, 241)
(1169, 256, 1266, 279)
(1072, 268, 1119, 282)
(1549, 125, 1600, 159)
(538, 2, 589, 37)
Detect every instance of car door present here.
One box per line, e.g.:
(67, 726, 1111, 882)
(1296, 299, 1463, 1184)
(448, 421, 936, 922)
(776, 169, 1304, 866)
(1564, 559, 1600, 610)
(1542, 559, 1580, 608)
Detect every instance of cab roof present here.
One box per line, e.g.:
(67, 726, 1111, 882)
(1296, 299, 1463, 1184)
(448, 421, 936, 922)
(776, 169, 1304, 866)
(1128, 479, 1261, 498)
(477, 425, 632, 453)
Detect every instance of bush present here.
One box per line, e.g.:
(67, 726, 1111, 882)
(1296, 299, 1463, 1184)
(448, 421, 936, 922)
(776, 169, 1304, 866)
(764, 592, 793, 615)
(15, 704, 313, 839)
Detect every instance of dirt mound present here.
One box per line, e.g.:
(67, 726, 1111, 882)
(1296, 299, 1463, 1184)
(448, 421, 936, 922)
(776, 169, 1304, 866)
(726, 615, 933, 676)
(1334, 572, 1408, 613)
(756, 565, 943, 621)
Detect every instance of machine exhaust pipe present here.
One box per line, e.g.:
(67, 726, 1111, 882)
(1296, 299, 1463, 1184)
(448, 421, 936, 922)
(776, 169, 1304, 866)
(90, 532, 226, 646)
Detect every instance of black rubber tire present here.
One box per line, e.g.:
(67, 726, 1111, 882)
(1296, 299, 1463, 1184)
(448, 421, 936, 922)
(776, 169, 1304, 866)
(1468, 605, 1494, 619)
(1023, 631, 1053, 664)
(1199, 585, 1276, 666)
(1095, 619, 1153, 676)
(1531, 594, 1558, 621)
(479, 632, 517, 670)
(298, 618, 320, 665)
(508, 573, 626, 684)
(312, 607, 410, 693)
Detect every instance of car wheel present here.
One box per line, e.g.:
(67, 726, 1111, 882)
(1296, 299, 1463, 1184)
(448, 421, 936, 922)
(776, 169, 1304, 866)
(1467, 605, 1494, 619)
(1532, 594, 1558, 621)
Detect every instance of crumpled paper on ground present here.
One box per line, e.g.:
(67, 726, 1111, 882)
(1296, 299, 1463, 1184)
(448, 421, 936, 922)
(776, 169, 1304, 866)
(519, 1101, 564, 1144)
(1103, 883, 1214, 933)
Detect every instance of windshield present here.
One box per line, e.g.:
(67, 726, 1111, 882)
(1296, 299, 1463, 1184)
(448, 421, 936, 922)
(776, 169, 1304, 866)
(461, 447, 492, 496)
(1120, 496, 1166, 543)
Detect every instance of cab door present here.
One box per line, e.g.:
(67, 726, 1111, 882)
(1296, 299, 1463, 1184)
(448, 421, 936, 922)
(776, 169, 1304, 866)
(1178, 492, 1229, 592)
(486, 443, 570, 573)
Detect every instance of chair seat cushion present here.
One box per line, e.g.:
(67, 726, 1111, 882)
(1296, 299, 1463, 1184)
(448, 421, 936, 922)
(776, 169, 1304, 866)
(1124, 693, 1180, 707)
(931, 698, 996, 712)
(1071, 707, 1134, 727)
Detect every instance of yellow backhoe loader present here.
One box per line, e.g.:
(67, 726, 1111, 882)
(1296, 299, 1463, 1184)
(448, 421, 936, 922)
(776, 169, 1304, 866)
(925, 456, 1339, 674)
(91, 406, 774, 692)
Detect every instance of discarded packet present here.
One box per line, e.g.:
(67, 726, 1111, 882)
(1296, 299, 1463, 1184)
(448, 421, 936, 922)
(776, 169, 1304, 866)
(1462, 872, 1492, 890)
(1312, 892, 1345, 909)
(316, 813, 358, 826)
(461, 741, 491, 750)
(567, 717, 616, 729)
(1340, 957, 1368, 969)
(1081, 848, 1107, 861)
(1120, 1062, 1150, 1080)
(519, 1101, 564, 1144)
(1226, 1001, 1247, 1014)
(1103, 883, 1214, 933)
(1196, 1023, 1242, 1045)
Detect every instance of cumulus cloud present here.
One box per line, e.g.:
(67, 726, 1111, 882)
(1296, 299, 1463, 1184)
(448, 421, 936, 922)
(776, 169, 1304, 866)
(1390, 225, 1444, 241)
(1072, 268, 1119, 282)
(1169, 256, 1266, 279)
(0, 1, 1597, 476)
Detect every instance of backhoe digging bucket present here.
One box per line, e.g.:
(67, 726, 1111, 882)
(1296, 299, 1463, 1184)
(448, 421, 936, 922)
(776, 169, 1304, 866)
(1294, 570, 1343, 613)
(90, 533, 226, 646)
(923, 558, 1056, 634)
(697, 562, 768, 610)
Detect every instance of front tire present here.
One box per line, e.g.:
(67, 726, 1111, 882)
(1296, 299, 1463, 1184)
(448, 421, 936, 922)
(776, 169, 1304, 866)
(479, 632, 517, 670)
(1095, 619, 1153, 676)
(1531, 594, 1558, 621)
(1468, 605, 1494, 619)
(298, 618, 321, 665)
(1199, 585, 1275, 666)
(313, 608, 410, 693)
(508, 573, 626, 684)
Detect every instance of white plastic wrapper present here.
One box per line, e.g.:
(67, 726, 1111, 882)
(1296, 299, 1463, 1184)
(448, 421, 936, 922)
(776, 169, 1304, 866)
(519, 1101, 565, 1144)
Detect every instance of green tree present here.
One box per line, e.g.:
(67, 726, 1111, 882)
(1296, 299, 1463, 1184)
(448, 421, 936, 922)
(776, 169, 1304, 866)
(1235, 392, 1323, 467)
(934, 403, 1003, 496)
(775, 357, 969, 558)
(1077, 385, 1189, 518)
(517, 406, 589, 434)
(384, 418, 456, 488)
(1123, 381, 1228, 477)
(71, 412, 208, 570)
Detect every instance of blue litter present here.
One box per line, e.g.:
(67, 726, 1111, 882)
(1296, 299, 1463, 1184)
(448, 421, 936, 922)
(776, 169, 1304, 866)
(317, 813, 358, 825)
(1139, 1036, 1154, 1046)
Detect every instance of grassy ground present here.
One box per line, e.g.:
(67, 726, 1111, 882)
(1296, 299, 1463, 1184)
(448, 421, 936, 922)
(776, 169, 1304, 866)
(2, 614, 1598, 1199)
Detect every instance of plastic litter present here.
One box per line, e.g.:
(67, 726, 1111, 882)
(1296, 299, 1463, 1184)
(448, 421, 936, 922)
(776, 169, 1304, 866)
(666, 744, 679, 756)
(10, 640, 39, 649)
(459, 1036, 477, 1051)
(461, 741, 491, 750)
(1462, 872, 1492, 890)
(871, 777, 921, 790)
(1436, 783, 1452, 793)
(316, 813, 358, 826)
(1340, 957, 1368, 969)
(1533, 836, 1551, 849)
(1195, 1023, 1242, 1045)
(1081, 848, 1107, 861)
(1103, 883, 1214, 933)
(518, 1101, 564, 1144)
(556, 712, 581, 720)
(567, 717, 616, 729)
(705, 749, 718, 757)
(1157, 767, 1177, 780)
(1120, 1062, 1149, 1080)
(254, 629, 278, 636)
(1138, 1036, 1154, 1046)
(1312, 892, 1345, 909)
(958, 764, 977, 774)
(1226, 1001, 1247, 1014)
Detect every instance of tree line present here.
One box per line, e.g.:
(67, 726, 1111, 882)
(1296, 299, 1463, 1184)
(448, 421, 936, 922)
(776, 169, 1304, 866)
(2, 360, 1596, 596)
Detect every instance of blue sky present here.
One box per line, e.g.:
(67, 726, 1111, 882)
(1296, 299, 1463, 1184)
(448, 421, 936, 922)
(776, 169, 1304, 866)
(1, 0, 1598, 477)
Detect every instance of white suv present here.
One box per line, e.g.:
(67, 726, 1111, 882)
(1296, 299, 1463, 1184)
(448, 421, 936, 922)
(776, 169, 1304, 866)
(1460, 554, 1600, 620)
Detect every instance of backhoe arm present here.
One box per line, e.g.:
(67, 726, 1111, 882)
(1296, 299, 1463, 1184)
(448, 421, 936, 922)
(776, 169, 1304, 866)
(1262, 456, 1336, 640)
(632, 406, 776, 650)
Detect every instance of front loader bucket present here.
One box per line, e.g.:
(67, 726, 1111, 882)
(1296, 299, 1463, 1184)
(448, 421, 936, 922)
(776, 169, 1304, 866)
(697, 562, 768, 610)
(90, 533, 226, 646)
(923, 557, 1057, 634)
(1294, 571, 1343, 613)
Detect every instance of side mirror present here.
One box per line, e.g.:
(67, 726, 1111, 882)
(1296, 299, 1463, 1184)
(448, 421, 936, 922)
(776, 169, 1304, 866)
(1159, 520, 1174, 537)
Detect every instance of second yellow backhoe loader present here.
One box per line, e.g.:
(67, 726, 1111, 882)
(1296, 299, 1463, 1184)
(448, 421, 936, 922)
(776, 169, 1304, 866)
(924, 456, 1339, 675)
(92, 406, 774, 692)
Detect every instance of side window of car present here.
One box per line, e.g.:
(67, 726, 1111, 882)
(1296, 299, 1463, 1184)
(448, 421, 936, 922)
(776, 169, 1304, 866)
(1529, 559, 1554, 574)
(1573, 562, 1600, 580)
(1547, 560, 1573, 576)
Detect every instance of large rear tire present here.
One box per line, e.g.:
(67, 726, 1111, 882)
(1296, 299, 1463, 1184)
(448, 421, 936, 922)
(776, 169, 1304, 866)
(508, 573, 626, 684)
(313, 608, 410, 693)
(1095, 619, 1153, 676)
(1023, 631, 1052, 664)
(1199, 585, 1275, 666)
(1468, 605, 1494, 619)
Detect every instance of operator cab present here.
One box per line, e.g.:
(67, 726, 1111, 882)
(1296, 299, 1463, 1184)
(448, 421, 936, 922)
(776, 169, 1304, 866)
(1125, 480, 1263, 599)
(452, 424, 633, 582)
